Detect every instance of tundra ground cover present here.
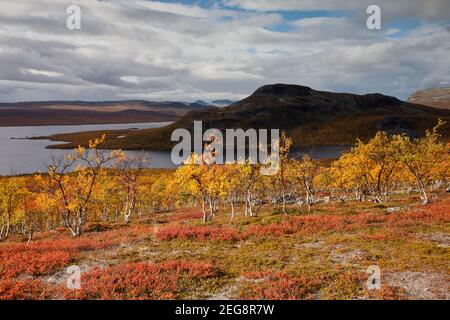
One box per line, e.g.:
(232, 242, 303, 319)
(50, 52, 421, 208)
(65, 260, 218, 300)
(155, 198, 450, 242)
(0, 223, 154, 299)
(0, 193, 448, 300)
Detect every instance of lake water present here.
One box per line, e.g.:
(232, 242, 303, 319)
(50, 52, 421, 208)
(292, 146, 350, 160)
(0, 123, 350, 176)
(0, 122, 176, 176)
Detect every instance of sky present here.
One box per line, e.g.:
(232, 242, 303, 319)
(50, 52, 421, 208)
(0, 0, 449, 102)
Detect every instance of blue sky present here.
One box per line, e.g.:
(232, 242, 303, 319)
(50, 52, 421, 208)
(0, 0, 448, 102)
(162, 0, 428, 33)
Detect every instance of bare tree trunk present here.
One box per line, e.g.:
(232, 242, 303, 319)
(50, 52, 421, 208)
(247, 199, 253, 217)
(75, 225, 81, 237)
(305, 183, 314, 213)
(281, 187, 287, 214)
(201, 195, 207, 223)
(306, 196, 311, 213)
(420, 185, 430, 204)
(0, 223, 4, 241)
(27, 228, 34, 245)
(123, 193, 134, 223)
(67, 225, 77, 237)
(4, 217, 10, 239)
(230, 202, 235, 220)
(246, 190, 253, 217)
(373, 196, 383, 203)
(102, 204, 109, 222)
(65, 210, 83, 237)
(208, 198, 216, 221)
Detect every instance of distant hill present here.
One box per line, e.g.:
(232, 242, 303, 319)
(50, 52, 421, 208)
(408, 87, 450, 110)
(40, 84, 450, 150)
(0, 100, 212, 126)
(193, 100, 209, 106)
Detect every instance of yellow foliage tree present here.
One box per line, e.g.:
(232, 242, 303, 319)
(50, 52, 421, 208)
(46, 135, 121, 236)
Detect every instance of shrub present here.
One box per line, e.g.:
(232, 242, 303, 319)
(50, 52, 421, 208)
(0, 238, 112, 279)
(66, 260, 217, 300)
(156, 225, 240, 242)
(364, 285, 407, 300)
(156, 199, 450, 243)
(0, 224, 154, 280)
(238, 271, 323, 300)
(0, 279, 58, 300)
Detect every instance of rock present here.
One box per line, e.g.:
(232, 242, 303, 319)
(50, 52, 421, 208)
(329, 248, 368, 264)
(301, 240, 324, 249)
(386, 271, 449, 299)
(386, 207, 401, 213)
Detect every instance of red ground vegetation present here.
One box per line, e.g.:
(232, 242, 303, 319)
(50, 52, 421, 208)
(156, 225, 240, 241)
(0, 279, 59, 300)
(0, 223, 155, 300)
(66, 260, 217, 299)
(239, 271, 323, 300)
(156, 199, 450, 242)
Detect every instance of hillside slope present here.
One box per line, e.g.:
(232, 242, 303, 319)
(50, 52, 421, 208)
(41, 84, 450, 150)
(408, 87, 450, 110)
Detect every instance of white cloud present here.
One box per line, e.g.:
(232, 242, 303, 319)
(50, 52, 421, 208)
(20, 68, 63, 77)
(0, 0, 448, 103)
(129, 0, 234, 18)
(225, 0, 450, 21)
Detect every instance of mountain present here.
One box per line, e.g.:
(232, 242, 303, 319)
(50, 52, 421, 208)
(211, 99, 236, 107)
(40, 84, 450, 150)
(0, 100, 212, 126)
(193, 100, 209, 107)
(159, 84, 450, 145)
(408, 87, 450, 110)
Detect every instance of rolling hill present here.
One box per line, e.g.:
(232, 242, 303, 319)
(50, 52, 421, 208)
(408, 87, 450, 110)
(39, 84, 450, 150)
(0, 100, 211, 126)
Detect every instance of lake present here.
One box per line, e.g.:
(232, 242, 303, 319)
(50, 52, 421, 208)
(0, 123, 350, 176)
(0, 122, 176, 176)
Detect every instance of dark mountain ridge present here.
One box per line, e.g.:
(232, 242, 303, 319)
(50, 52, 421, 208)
(170, 84, 448, 137)
(39, 84, 450, 150)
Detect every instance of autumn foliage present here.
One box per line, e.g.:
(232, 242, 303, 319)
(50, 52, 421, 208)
(239, 271, 323, 300)
(0, 124, 448, 300)
(66, 260, 217, 300)
(156, 199, 449, 242)
(0, 279, 58, 300)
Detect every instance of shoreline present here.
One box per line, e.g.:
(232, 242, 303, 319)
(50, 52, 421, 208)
(0, 120, 174, 128)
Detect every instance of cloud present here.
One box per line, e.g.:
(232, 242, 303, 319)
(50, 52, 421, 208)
(20, 68, 63, 78)
(129, 0, 234, 18)
(224, 0, 450, 21)
(0, 0, 448, 103)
